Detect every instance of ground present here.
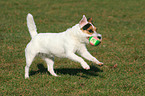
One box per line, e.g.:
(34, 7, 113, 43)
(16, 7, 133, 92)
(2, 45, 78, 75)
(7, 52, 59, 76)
(0, 0, 145, 95)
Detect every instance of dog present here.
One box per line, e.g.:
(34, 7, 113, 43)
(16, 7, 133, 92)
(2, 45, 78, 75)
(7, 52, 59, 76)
(25, 13, 103, 79)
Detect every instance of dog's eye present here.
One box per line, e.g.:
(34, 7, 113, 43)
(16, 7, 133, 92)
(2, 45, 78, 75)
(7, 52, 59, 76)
(88, 29, 93, 33)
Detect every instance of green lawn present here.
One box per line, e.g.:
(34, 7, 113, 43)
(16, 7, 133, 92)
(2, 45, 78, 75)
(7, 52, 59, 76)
(0, 0, 145, 95)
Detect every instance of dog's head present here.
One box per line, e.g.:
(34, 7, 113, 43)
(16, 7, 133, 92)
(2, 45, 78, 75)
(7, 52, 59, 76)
(79, 15, 102, 43)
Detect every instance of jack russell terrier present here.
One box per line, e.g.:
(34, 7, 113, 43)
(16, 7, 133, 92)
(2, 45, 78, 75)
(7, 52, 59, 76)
(25, 13, 103, 79)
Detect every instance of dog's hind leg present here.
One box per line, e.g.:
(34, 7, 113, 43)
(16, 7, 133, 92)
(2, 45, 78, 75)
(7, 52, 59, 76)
(43, 57, 58, 77)
(25, 51, 36, 79)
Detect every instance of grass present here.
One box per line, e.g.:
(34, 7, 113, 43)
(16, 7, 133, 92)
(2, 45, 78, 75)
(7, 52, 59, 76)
(0, 0, 145, 95)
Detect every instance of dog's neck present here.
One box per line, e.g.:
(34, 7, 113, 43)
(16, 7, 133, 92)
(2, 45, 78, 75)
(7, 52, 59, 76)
(65, 24, 88, 44)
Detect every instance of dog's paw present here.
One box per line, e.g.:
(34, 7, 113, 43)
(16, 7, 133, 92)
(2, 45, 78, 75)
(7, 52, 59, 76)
(83, 65, 90, 70)
(96, 62, 104, 66)
(54, 74, 61, 77)
(25, 76, 29, 79)
(51, 73, 59, 77)
(56, 75, 61, 77)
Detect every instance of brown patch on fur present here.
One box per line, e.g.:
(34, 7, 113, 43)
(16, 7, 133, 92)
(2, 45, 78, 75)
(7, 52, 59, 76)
(82, 30, 94, 35)
(81, 23, 97, 35)
(88, 18, 92, 23)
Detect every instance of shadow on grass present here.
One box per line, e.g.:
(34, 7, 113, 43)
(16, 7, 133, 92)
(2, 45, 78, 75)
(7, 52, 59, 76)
(30, 64, 103, 78)
(30, 64, 48, 76)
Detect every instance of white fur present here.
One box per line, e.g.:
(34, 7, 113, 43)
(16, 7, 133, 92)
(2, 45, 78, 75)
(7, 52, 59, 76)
(25, 13, 103, 79)
(27, 13, 37, 38)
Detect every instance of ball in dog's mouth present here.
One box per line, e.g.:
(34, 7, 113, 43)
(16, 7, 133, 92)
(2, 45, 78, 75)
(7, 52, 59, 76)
(89, 36, 101, 46)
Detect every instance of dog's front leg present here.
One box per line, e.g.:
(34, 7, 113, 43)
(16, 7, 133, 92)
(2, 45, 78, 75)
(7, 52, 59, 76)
(66, 52, 90, 70)
(79, 46, 103, 65)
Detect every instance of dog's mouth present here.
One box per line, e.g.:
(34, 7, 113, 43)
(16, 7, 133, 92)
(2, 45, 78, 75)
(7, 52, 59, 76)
(87, 37, 90, 40)
(87, 36, 102, 39)
(87, 36, 92, 40)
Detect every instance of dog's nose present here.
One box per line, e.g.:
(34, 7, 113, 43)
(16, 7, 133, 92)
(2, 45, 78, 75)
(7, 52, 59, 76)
(97, 34, 102, 40)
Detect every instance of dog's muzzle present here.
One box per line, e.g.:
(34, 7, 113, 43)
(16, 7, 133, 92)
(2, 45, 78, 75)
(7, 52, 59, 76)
(97, 34, 102, 40)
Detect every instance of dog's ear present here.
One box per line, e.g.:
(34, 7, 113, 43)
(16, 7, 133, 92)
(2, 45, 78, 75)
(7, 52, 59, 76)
(79, 15, 88, 28)
(87, 18, 92, 23)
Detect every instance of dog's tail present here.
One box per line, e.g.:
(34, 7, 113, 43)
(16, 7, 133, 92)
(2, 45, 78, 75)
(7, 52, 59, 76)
(27, 13, 37, 38)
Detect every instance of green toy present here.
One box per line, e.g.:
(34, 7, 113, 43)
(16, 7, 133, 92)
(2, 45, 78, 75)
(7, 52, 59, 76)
(89, 36, 101, 46)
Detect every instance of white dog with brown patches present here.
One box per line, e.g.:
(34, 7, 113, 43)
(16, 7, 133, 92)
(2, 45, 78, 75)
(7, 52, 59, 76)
(25, 13, 103, 79)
